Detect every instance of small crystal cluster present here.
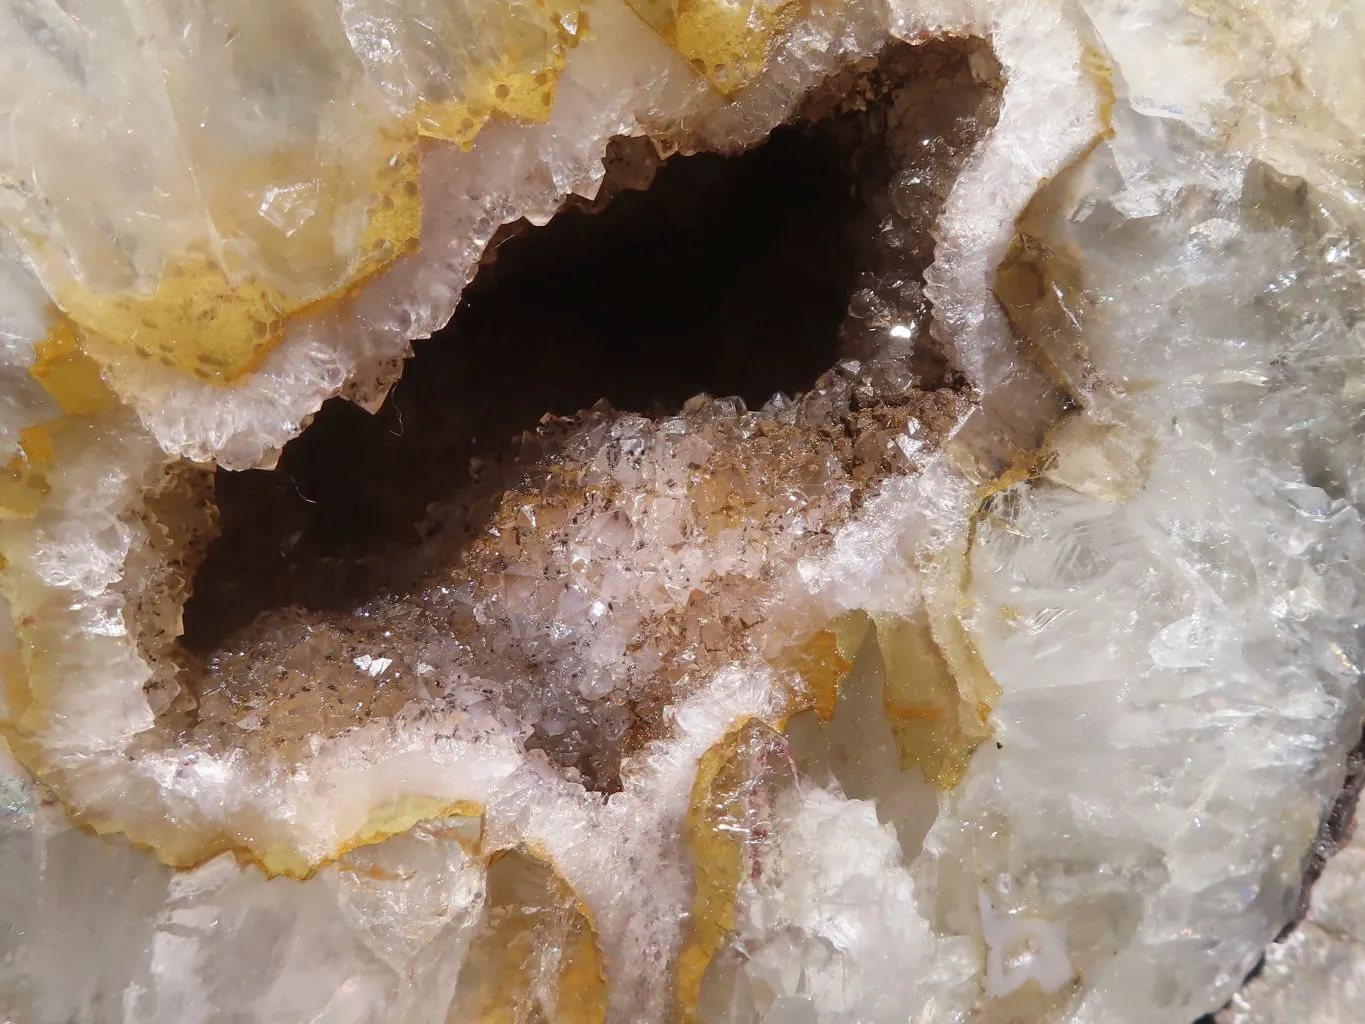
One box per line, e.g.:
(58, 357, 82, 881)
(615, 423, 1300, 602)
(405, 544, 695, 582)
(191, 381, 967, 791)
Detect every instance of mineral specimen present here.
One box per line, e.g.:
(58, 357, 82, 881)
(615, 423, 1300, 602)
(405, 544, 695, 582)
(0, 0, 1362, 1022)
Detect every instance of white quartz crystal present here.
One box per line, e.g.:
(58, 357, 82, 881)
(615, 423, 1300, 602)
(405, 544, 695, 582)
(0, 0, 1362, 1021)
(1218, 791, 1365, 1024)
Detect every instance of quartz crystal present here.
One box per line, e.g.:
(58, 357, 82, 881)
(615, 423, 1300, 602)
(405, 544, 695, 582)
(0, 0, 1362, 1021)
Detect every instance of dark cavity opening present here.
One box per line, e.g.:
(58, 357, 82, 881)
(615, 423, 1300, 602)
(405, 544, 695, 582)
(171, 38, 1004, 793)
(183, 100, 882, 654)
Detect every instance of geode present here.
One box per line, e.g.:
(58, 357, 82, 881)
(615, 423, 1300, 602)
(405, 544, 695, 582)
(0, 1, 1362, 1022)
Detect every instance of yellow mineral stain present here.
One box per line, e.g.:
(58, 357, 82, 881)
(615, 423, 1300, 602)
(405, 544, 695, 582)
(39, 0, 587, 392)
(448, 845, 608, 1024)
(420, 59, 569, 147)
(217, 796, 486, 879)
(414, 0, 584, 146)
(7, 0, 590, 401)
(1040, 416, 1156, 503)
(774, 611, 870, 722)
(336, 795, 486, 865)
(28, 318, 115, 416)
(17, 427, 52, 466)
(0, 650, 29, 722)
(335, 803, 485, 880)
(52, 126, 422, 388)
(874, 608, 999, 789)
(59, 792, 487, 883)
(676, 717, 790, 1023)
(56, 252, 284, 385)
(994, 230, 1090, 398)
(355, 134, 425, 279)
(1081, 45, 1119, 135)
(0, 431, 52, 519)
(625, 0, 811, 96)
(45, 120, 417, 387)
(993, 82, 1159, 506)
(338, 861, 414, 883)
(792, 630, 849, 721)
(431, 811, 486, 856)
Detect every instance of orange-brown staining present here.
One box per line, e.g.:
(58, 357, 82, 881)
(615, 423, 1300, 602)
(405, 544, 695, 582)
(188, 611, 436, 763)
(428, 811, 487, 857)
(1081, 45, 1119, 137)
(28, 318, 115, 416)
(2, 36, 1009, 904)
(16, 426, 53, 466)
(176, 397, 879, 795)
(774, 611, 870, 722)
(789, 629, 850, 722)
(677, 606, 986, 1019)
(41, 1, 589, 392)
(449, 845, 608, 1024)
(0, 433, 53, 519)
(0, 650, 29, 724)
(626, 0, 813, 96)
(337, 861, 414, 883)
(994, 137, 1160, 508)
(419, 60, 569, 148)
(993, 57, 1114, 413)
(994, 231, 1091, 398)
(0, 590, 484, 881)
(676, 718, 793, 1023)
(1039, 416, 1155, 503)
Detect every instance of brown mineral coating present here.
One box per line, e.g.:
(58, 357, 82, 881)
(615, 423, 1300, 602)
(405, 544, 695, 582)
(116, 461, 218, 721)
(188, 383, 968, 789)
(164, 39, 1002, 793)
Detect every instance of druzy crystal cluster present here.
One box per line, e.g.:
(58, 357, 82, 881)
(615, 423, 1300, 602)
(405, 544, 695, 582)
(0, 0, 1363, 1022)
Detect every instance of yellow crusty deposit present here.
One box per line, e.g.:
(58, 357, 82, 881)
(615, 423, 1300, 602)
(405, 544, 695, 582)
(4, 0, 802, 394)
(676, 718, 792, 1022)
(450, 845, 609, 1024)
(1, 0, 594, 389)
(624, 0, 810, 95)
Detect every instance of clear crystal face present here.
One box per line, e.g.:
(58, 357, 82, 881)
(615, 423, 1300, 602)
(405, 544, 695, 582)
(0, 2, 1362, 1022)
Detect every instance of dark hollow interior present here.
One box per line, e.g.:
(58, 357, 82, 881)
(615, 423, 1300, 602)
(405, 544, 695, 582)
(182, 115, 878, 654)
